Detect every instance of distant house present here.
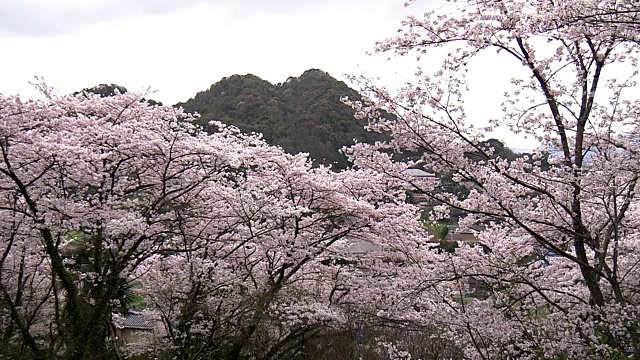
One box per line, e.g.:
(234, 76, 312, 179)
(403, 168, 439, 205)
(112, 311, 155, 344)
(335, 238, 382, 255)
(402, 168, 438, 185)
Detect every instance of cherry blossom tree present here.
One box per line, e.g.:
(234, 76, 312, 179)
(347, 0, 640, 358)
(566, 0, 639, 43)
(0, 91, 274, 359)
(0, 90, 426, 359)
(134, 146, 423, 359)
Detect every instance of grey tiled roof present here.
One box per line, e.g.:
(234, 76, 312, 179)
(113, 312, 154, 330)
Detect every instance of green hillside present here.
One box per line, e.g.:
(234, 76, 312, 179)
(177, 69, 383, 169)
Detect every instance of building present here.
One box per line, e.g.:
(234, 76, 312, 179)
(112, 310, 155, 344)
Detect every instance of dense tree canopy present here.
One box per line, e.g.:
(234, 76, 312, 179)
(74, 83, 128, 98)
(2, 1, 640, 359)
(178, 69, 384, 169)
(0, 90, 422, 359)
(347, 0, 640, 358)
(75, 84, 163, 106)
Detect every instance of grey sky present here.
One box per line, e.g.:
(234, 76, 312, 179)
(0, 0, 539, 149)
(0, 0, 189, 35)
(0, 0, 412, 100)
(0, 0, 230, 35)
(0, 0, 398, 36)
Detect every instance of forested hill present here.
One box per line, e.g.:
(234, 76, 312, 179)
(177, 69, 384, 169)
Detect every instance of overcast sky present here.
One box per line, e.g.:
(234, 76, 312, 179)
(0, 0, 419, 102)
(0, 0, 538, 149)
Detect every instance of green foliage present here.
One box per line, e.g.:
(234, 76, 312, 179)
(422, 222, 449, 241)
(177, 69, 385, 169)
(61, 231, 143, 314)
(74, 84, 163, 106)
(436, 239, 459, 253)
(142, 98, 163, 107)
(436, 172, 471, 201)
(421, 221, 459, 253)
(75, 84, 128, 98)
(0, 340, 43, 360)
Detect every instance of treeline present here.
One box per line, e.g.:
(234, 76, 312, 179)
(177, 69, 385, 169)
(80, 74, 536, 174)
